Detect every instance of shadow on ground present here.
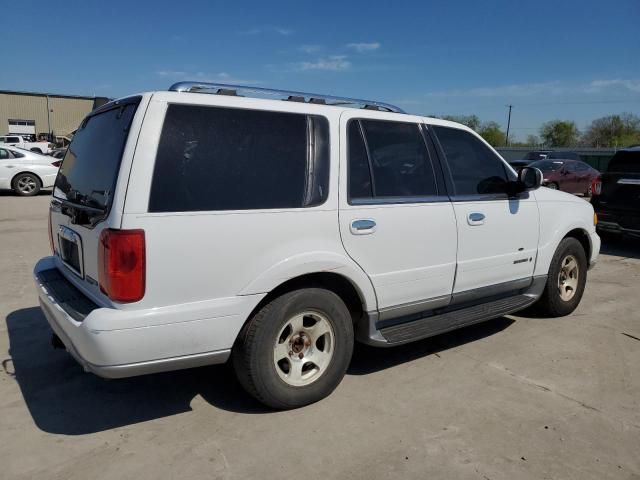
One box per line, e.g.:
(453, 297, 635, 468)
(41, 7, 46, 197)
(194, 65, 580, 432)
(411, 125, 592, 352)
(5, 306, 514, 435)
(600, 236, 640, 260)
(0, 190, 52, 197)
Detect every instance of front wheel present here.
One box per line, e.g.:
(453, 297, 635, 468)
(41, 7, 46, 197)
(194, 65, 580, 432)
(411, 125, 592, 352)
(535, 238, 588, 317)
(232, 288, 354, 409)
(12, 173, 41, 196)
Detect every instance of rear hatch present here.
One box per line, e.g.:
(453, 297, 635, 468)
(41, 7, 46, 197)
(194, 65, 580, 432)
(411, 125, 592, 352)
(49, 96, 141, 305)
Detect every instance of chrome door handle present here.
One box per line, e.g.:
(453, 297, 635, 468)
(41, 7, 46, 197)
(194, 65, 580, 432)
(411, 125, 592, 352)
(468, 212, 485, 226)
(350, 219, 376, 235)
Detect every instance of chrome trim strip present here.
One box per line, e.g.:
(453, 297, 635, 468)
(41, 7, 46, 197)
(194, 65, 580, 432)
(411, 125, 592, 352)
(617, 178, 640, 185)
(378, 295, 451, 321)
(168, 82, 405, 113)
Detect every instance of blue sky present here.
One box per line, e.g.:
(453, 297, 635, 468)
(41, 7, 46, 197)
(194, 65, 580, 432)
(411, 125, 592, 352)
(3, 0, 639, 140)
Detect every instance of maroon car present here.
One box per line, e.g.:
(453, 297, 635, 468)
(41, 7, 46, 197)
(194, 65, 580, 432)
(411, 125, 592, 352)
(529, 159, 600, 196)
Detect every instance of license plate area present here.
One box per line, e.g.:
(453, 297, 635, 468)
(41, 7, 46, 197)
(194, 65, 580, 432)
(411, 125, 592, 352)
(58, 226, 84, 278)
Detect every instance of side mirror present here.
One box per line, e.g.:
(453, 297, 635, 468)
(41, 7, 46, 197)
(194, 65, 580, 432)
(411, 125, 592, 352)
(518, 166, 543, 191)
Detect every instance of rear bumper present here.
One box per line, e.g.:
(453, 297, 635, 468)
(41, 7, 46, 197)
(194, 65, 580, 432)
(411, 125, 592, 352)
(33, 256, 262, 378)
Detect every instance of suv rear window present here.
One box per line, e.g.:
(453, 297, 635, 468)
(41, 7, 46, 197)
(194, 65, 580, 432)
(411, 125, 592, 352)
(149, 104, 329, 212)
(54, 98, 140, 211)
(607, 150, 640, 173)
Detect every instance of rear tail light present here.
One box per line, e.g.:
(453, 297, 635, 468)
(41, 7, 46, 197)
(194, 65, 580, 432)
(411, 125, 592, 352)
(591, 176, 602, 196)
(98, 229, 145, 302)
(51, 160, 62, 167)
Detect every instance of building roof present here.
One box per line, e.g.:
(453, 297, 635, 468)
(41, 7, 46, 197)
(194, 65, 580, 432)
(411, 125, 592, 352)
(0, 89, 104, 101)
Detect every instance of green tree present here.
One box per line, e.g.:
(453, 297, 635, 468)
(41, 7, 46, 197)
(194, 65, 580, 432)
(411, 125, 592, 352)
(478, 121, 506, 147)
(582, 113, 640, 147)
(525, 134, 540, 146)
(539, 120, 580, 147)
(441, 114, 481, 131)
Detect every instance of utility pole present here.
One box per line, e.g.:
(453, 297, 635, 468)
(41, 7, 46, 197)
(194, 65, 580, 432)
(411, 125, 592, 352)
(505, 104, 513, 147)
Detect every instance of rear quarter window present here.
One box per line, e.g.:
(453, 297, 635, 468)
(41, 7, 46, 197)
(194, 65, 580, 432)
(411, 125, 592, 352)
(149, 104, 329, 212)
(606, 151, 640, 173)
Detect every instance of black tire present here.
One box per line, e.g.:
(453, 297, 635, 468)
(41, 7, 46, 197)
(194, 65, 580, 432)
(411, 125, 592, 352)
(30, 148, 43, 154)
(12, 173, 41, 196)
(535, 238, 588, 317)
(232, 288, 354, 409)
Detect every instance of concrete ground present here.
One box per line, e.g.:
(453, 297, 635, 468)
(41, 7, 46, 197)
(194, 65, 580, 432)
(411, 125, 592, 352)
(1, 193, 639, 480)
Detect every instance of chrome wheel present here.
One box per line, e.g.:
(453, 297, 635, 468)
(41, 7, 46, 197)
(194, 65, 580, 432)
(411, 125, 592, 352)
(558, 254, 579, 301)
(273, 311, 335, 387)
(17, 176, 38, 194)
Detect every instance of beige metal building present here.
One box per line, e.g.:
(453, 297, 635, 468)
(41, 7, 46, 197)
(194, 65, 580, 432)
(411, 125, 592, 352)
(0, 90, 110, 143)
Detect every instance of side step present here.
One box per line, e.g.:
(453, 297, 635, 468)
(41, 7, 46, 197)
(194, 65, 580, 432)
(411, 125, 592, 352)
(380, 294, 536, 345)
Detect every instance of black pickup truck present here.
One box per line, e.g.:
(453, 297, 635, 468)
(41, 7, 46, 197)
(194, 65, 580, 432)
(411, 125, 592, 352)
(592, 146, 640, 238)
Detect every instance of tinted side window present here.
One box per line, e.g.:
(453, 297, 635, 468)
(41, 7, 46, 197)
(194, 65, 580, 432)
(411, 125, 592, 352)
(149, 105, 329, 212)
(0, 149, 9, 159)
(359, 120, 436, 197)
(606, 151, 640, 173)
(348, 121, 373, 199)
(433, 126, 511, 196)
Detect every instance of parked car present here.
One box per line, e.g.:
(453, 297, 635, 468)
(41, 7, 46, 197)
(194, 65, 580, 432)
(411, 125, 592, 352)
(548, 151, 581, 161)
(523, 150, 553, 161)
(529, 159, 600, 195)
(592, 146, 640, 238)
(34, 83, 600, 409)
(0, 135, 55, 154)
(0, 145, 60, 196)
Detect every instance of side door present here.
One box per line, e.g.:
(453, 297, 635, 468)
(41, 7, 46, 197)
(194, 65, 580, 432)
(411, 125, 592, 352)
(573, 161, 592, 194)
(561, 161, 580, 193)
(430, 125, 539, 299)
(338, 113, 458, 318)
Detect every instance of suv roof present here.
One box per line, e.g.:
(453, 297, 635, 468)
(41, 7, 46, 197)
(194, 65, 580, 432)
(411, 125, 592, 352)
(167, 82, 405, 113)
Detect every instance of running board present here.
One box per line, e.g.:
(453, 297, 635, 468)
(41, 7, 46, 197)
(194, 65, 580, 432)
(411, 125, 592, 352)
(379, 294, 536, 345)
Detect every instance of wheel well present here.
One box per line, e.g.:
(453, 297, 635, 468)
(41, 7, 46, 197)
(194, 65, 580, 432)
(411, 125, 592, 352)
(564, 228, 591, 263)
(12, 171, 43, 188)
(247, 273, 365, 325)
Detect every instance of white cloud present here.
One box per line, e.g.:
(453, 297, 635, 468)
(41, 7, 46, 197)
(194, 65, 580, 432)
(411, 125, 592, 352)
(346, 42, 380, 53)
(294, 55, 351, 72)
(298, 44, 323, 54)
(427, 81, 565, 98)
(584, 79, 640, 93)
(426, 79, 640, 98)
(240, 26, 292, 36)
(155, 71, 259, 85)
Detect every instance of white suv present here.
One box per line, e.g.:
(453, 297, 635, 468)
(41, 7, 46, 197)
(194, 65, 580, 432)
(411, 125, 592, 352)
(34, 83, 600, 409)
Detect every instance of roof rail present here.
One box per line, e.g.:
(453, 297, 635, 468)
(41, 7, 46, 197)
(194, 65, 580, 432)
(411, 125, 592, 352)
(168, 82, 405, 113)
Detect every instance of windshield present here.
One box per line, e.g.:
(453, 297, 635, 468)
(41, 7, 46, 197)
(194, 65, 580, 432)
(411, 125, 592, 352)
(530, 160, 564, 172)
(607, 150, 640, 173)
(54, 99, 139, 212)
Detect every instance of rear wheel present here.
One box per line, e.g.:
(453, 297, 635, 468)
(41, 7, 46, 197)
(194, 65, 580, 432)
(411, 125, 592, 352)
(536, 238, 588, 317)
(232, 288, 354, 409)
(30, 148, 43, 154)
(12, 173, 41, 196)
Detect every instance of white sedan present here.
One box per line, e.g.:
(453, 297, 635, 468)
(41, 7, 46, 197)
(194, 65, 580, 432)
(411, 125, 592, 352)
(0, 145, 60, 196)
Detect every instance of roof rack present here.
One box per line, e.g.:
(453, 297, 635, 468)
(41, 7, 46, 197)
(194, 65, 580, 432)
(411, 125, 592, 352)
(168, 82, 405, 113)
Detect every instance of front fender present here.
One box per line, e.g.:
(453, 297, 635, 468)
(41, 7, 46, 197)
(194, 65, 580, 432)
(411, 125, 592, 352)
(238, 251, 378, 312)
(534, 189, 596, 276)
